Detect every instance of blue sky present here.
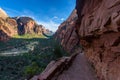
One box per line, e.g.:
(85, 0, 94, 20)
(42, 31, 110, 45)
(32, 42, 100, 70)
(0, 0, 75, 31)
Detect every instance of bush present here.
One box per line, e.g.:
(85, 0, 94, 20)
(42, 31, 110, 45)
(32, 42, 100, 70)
(53, 44, 62, 59)
(24, 62, 39, 79)
(53, 40, 69, 59)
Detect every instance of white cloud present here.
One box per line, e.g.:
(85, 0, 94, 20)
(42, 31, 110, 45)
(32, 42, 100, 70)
(60, 18, 65, 21)
(52, 16, 65, 23)
(53, 16, 58, 19)
(37, 20, 60, 32)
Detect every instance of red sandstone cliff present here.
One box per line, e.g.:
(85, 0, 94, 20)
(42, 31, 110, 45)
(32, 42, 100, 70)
(55, 9, 79, 52)
(0, 17, 17, 41)
(56, 0, 120, 80)
(0, 8, 16, 41)
(0, 8, 52, 41)
(15, 17, 52, 35)
(0, 8, 8, 19)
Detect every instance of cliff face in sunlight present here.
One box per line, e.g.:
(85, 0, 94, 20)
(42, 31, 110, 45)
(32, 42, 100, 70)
(0, 8, 8, 19)
(56, 0, 120, 80)
(0, 8, 15, 41)
(0, 17, 17, 41)
(0, 8, 53, 41)
(16, 17, 52, 35)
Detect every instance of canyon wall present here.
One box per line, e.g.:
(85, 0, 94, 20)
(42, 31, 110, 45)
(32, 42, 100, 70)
(0, 18, 17, 41)
(56, 0, 120, 80)
(0, 8, 53, 42)
(55, 9, 79, 52)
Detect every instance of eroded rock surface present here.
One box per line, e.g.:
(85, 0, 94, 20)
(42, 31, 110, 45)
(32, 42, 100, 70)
(55, 9, 79, 52)
(0, 8, 8, 19)
(16, 17, 52, 35)
(56, 0, 120, 80)
(0, 18, 17, 41)
(0, 8, 53, 41)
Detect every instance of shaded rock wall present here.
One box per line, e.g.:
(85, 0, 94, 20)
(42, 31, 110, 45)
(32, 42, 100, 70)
(55, 9, 80, 52)
(56, 0, 120, 80)
(0, 30, 10, 41)
(16, 17, 35, 35)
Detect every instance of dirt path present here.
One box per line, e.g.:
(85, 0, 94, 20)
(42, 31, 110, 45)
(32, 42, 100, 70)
(56, 53, 97, 80)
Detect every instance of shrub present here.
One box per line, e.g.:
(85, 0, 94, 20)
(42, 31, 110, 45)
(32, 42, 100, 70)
(53, 40, 69, 59)
(53, 43, 62, 59)
(23, 62, 39, 79)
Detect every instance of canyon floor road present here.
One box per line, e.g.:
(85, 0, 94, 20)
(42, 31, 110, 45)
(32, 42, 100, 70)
(56, 53, 98, 80)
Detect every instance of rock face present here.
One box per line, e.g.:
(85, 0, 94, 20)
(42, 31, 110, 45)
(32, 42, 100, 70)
(16, 17, 52, 35)
(0, 8, 8, 19)
(0, 30, 10, 41)
(16, 17, 35, 35)
(0, 8, 53, 42)
(56, 9, 79, 52)
(56, 0, 120, 80)
(0, 8, 11, 41)
(0, 17, 17, 41)
(0, 8, 17, 41)
(0, 16, 53, 41)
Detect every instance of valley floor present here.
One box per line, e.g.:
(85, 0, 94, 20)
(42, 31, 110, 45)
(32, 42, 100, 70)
(0, 35, 67, 80)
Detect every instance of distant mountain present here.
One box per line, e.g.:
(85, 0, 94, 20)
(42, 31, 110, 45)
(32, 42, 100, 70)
(0, 8, 8, 19)
(0, 8, 53, 41)
(14, 16, 53, 35)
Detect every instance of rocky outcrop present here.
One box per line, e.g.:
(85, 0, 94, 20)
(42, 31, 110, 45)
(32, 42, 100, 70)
(0, 8, 11, 41)
(0, 18, 17, 36)
(0, 16, 52, 41)
(0, 8, 8, 19)
(56, 0, 120, 80)
(16, 17, 52, 35)
(0, 8, 17, 41)
(16, 17, 35, 35)
(0, 8, 53, 42)
(6, 18, 18, 34)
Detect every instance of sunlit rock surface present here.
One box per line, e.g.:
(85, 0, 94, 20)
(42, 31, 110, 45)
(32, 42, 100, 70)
(0, 8, 8, 19)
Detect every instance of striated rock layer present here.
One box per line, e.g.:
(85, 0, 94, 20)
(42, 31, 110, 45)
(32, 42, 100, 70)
(56, 0, 120, 80)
